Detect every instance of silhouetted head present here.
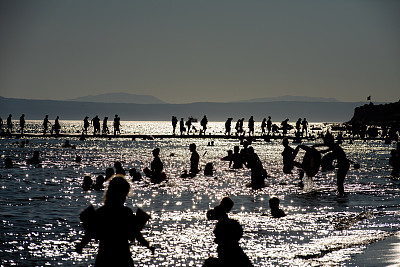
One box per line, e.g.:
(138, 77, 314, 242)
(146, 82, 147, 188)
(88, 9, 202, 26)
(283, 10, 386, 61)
(213, 218, 243, 244)
(323, 132, 335, 146)
(282, 137, 289, 147)
(82, 175, 93, 191)
(152, 148, 160, 157)
(189, 143, 196, 152)
(234, 146, 240, 153)
(268, 116, 271, 119)
(96, 175, 105, 185)
(247, 146, 254, 154)
(5, 157, 13, 168)
(114, 161, 122, 169)
(104, 176, 130, 206)
(269, 197, 280, 210)
(75, 155, 82, 163)
(219, 197, 234, 213)
(243, 140, 249, 148)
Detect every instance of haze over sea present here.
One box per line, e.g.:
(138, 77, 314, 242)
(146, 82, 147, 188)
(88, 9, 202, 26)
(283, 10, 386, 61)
(1, 121, 399, 266)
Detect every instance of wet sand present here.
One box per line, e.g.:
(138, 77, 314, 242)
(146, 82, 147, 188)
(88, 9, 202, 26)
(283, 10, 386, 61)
(348, 233, 400, 266)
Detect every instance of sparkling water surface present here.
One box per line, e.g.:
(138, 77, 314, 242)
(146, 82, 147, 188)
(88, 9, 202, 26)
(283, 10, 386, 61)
(1, 121, 399, 266)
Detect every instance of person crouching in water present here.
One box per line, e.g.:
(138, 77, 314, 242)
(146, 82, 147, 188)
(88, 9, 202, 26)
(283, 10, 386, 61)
(75, 176, 155, 266)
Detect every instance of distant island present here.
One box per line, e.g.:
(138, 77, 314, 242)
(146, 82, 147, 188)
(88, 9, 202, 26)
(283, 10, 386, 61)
(69, 92, 166, 104)
(0, 96, 375, 122)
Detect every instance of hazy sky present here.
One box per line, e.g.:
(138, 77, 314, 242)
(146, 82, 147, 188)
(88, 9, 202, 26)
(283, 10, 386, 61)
(1, 0, 399, 104)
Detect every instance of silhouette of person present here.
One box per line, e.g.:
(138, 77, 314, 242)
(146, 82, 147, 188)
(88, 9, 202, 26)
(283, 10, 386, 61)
(203, 218, 253, 267)
(172, 116, 178, 135)
(204, 162, 213, 176)
(267, 116, 272, 136)
(43, 115, 50, 135)
(189, 143, 200, 175)
(296, 118, 302, 135)
(114, 161, 126, 176)
(113, 114, 121, 136)
(282, 137, 295, 174)
(225, 118, 232, 136)
(150, 148, 165, 183)
(0, 116, 3, 131)
(247, 147, 268, 189)
(206, 197, 234, 221)
(261, 118, 266, 135)
(201, 115, 208, 135)
(102, 117, 109, 135)
(7, 114, 12, 133)
(302, 118, 308, 136)
(75, 176, 155, 266)
(19, 114, 25, 134)
(82, 175, 93, 191)
(232, 146, 244, 169)
(92, 175, 105, 191)
(248, 116, 254, 136)
(27, 151, 41, 165)
(281, 118, 289, 136)
(129, 168, 142, 182)
(180, 118, 186, 135)
(53, 116, 61, 136)
(92, 115, 101, 135)
(186, 118, 192, 134)
(221, 150, 234, 168)
(313, 132, 349, 196)
(83, 116, 90, 135)
(269, 197, 286, 218)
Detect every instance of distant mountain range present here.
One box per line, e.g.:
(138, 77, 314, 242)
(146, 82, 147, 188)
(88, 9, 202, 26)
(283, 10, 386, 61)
(0, 96, 372, 122)
(69, 92, 166, 104)
(67, 93, 339, 104)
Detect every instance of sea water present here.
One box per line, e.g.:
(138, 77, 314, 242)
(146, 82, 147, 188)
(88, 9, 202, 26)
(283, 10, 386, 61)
(0, 121, 399, 266)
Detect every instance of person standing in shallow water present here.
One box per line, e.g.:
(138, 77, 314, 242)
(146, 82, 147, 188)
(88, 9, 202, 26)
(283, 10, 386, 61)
(19, 114, 25, 134)
(7, 114, 12, 133)
(171, 116, 178, 135)
(313, 132, 349, 196)
(43, 115, 50, 135)
(75, 176, 155, 266)
(113, 114, 121, 136)
(189, 143, 200, 175)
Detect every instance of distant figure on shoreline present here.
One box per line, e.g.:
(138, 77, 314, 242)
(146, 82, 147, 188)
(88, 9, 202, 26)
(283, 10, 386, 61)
(261, 118, 266, 135)
(53, 116, 61, 136)
(203, 218, 253, 267)
(248, 116, 254, 136)
(172, 116, 178, 135)
(267, 116, 272, 135)
(201, 115, 208, 135)
(102, 117, 109, 135)
(180, 118, 185, 135)
(113, 114, 121, 136)
(83, 116, 90, 135)
(281, 118, 289, 136)
(75, 176, 155, 266)
(43, 115, 50, 135)
(0, 116, 3, 131)
(92, 115, 101, 135)
(7, 114, 12, 133)
(225, 118, 232, 136)
(302, 118, 308, 136)
(186, 118, 192, 134)
(19, 114, 25, 134)
(189, 143, 200, 175)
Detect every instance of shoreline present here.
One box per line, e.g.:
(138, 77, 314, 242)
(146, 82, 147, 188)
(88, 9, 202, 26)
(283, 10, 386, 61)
(348, 232, 400, 266)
